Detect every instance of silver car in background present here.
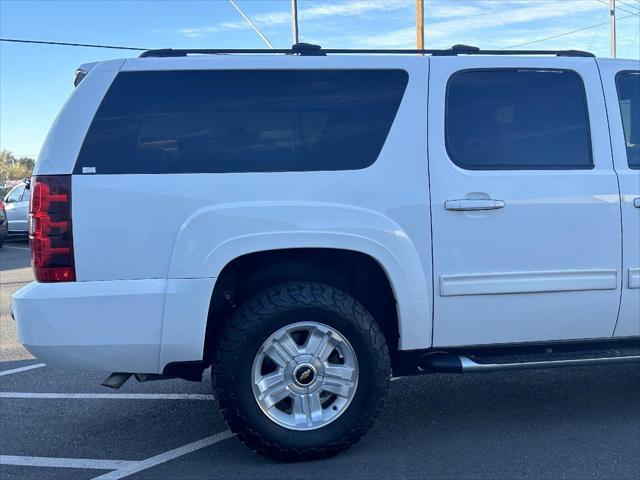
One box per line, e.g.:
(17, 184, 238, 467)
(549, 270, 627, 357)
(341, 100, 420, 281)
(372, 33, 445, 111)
(3, 182, 29, 235)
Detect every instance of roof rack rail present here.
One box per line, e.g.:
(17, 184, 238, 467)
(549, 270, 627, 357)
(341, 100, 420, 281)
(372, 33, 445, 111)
(139, 43, 595, 58)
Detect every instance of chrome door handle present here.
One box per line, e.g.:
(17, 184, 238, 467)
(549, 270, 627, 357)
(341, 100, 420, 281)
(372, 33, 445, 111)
(634, 198, 640, 208)
(444, 199, 505, 211)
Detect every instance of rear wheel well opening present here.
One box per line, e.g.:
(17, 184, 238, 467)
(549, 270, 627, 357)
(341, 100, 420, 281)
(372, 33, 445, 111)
(203, 248, 399, 368)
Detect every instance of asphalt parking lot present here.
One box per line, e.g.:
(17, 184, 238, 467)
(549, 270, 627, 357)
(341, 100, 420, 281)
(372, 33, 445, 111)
(1, 241, 639, 480)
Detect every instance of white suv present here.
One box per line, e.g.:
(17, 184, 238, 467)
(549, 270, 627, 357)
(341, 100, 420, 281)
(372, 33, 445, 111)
(11, 44, 640, 460)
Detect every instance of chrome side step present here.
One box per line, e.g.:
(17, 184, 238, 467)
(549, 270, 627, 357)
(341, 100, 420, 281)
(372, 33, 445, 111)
(459, 354, 640, 372)
(420, 353, 640, 373)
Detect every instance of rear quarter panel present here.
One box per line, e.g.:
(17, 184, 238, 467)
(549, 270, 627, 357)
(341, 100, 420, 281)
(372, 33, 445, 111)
(69, 55, 433, 351)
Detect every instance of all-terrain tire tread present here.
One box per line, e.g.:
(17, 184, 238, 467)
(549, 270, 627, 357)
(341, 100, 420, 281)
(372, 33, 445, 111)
(212, 282, 390, 461)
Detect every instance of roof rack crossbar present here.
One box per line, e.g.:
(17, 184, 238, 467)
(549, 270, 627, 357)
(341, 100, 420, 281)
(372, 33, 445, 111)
(139, 43, 595, 58)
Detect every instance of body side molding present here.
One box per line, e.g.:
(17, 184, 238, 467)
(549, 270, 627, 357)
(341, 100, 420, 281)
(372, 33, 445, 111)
(629, 268, 640, 289)
(440, 269, 618, 297)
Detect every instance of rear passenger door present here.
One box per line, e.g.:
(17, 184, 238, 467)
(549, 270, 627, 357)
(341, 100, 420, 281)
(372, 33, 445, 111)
(428, 57, 622, 347)
(598, 61, 640, 337)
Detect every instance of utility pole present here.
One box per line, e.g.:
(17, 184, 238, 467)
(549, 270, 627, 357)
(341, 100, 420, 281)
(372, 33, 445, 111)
(417, 0, 424, 50)
(291, 0, 299, 45)
(610, 0, 616, 57)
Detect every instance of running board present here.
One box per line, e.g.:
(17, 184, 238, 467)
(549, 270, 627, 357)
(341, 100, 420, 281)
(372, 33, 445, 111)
(420, 353, 640, 374)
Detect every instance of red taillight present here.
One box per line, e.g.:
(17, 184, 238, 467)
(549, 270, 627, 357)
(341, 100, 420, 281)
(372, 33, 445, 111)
(29, 175, 75, 282)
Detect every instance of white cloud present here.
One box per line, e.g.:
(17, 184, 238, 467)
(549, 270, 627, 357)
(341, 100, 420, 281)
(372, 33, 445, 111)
(175, 27, 219, 38)
(168, 0, 411, 37)
(428, 4, 483, 19)
(299, 0, 408, 21)
(162, 0, 615, 52)
(427, 1, 604, 40)
(328, 0, 606, 49)
(326, 27, 415, 49)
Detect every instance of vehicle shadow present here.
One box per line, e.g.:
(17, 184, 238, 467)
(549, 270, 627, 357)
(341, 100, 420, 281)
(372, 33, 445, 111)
(0, 238, 31, 273)
(202, 363, 640, 479)
(2, 362, 637, 479)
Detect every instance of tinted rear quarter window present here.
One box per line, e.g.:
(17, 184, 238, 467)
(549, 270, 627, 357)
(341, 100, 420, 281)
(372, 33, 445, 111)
(445, 69, 592, 170)
(615, 71, 640, 170)
(75, 69, 408, 174)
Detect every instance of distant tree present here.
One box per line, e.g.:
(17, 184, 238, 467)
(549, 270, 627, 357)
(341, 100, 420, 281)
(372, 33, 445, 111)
(17, 155, 36, 171)
(0, 149, 35, 182)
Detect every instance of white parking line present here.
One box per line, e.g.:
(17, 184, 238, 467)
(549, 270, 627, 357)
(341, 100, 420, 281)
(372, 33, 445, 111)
(0, 455, 137, 470)
(0, 392, 215, 400)
(0, 363, 46, 377)
(2, 245, 30, 251)
(91, 431, 235, 480)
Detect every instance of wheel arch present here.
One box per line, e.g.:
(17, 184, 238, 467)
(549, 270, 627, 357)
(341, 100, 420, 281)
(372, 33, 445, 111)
(210, 247, 395, 342)
(161, 203, 432, 374)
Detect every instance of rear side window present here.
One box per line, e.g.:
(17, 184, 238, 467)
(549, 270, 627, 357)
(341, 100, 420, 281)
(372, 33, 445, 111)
(75, 69, 408, 174)
(446, 69, 592, 170)
(615, 71, 640, 170)
(5, 185, 25, 203)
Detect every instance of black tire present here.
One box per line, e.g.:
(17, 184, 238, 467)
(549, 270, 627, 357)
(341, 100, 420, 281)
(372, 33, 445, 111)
(212, 282, 391, 461)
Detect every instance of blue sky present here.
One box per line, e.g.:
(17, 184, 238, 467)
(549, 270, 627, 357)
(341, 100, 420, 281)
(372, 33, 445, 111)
(1, 0, 639, 157)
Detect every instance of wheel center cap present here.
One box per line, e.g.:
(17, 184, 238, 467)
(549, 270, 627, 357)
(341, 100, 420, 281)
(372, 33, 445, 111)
(293, 364, 316, 386)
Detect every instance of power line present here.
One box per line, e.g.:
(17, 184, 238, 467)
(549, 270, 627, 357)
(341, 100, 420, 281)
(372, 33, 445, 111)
(617, 0, 640, 12)
(227, 0, 275, 49)
(588, 7, 608, 50)
(506, 11, 639, 49)
(626, 25, 640, 56)
(595, 0, 638, 16)
(3, 9, 639, 56)
(0, 38, 149, 51)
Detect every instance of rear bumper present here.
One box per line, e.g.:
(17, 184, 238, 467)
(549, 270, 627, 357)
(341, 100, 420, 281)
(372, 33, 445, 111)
(12, 279, 167, 372)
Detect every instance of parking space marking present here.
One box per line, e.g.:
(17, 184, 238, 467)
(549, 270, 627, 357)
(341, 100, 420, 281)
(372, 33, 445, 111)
(0, 455, 137, 470)
(0, 392, 215, 400)
(0, 363, 46, 377)
(1, 245, 30, 251)
(91, 430, 235, 480)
